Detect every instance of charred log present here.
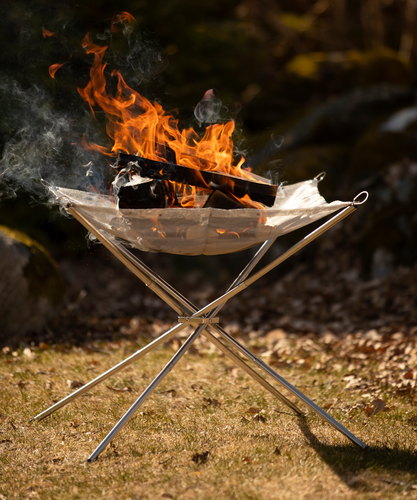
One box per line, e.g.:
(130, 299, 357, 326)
(116, 153, 277, 207)
(203, 190, 248, 209)
(117, 177, 177, 209)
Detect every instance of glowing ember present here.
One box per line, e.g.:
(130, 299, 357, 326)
(42, 27, 72, 79)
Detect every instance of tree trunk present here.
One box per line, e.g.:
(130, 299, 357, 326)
(400, 0, 417, 62)
(361, 0, 385, 48)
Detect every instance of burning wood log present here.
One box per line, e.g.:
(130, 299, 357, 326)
(117, 178, 177, 209)
(116, 153, 278, 207)
(203, 190, 248, 209)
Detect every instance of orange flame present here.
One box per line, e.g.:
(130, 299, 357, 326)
(43, 27, 72, 79)
(42, 27, 56, 38)
(77, 32, 250, 178)
(48, 14, 267, 209)
(216, 229, 240, 238)
(49, 55, 72, 79)
(110, 11, 137, 32)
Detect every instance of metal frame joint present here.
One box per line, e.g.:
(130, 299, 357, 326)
(178, 316, 219, 325)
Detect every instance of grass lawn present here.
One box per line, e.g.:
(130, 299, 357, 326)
(1, 330, 417, 500)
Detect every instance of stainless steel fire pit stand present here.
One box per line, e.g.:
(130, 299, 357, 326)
(32, 192, 368, 460)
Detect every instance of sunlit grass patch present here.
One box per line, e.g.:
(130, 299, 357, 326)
(1, 339, 417, 500)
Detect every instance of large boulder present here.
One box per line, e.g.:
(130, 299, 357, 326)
(0, 225, 64, 343)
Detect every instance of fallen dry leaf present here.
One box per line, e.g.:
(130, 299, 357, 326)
(142, 409, 155, 417)
(344, 376, 363, 390)
(67, 380, 84, 389)
(364, 399, 387, 416)
(247, 407, 262, 415)
(203, 397, 221, 408)
(23, 348, 33, 358)
(396, 382, 414, 395)
(106, 385, 132, 393)
(253, 414, 267, 423)
(407, 415, 417, 426)
(158, 389, 177, 397)
(192, 451, 209, 464)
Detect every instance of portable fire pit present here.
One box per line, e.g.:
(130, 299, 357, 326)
(35, 14, 368, 460)
(33, 173, 369, 461)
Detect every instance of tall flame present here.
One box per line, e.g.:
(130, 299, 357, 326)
(46, 13, 264, 209)
(77, 32, 251, 179)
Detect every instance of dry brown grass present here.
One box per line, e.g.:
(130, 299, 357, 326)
(1, 337, 417, 500)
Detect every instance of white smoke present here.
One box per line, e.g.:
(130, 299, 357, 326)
(0, 10, 168, 205)
(194, 89, 224, 125)
(0, 76, 108, 202)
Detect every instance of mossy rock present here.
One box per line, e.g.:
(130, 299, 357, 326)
(0, 225, 64, 343)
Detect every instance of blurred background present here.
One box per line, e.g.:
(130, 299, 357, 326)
(1, 0, 416, 344)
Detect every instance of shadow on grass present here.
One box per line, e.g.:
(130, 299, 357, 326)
(297, 416, 417, 489)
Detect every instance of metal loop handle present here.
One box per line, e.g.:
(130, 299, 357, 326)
(314, 172, 326, 183)
(352, 191, 369, 205)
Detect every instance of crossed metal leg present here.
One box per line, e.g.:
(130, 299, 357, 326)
(31, 198, 368, 460)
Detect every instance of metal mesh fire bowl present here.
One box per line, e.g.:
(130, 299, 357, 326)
(48, 180, 350, 256)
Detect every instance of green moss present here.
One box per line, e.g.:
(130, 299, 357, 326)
(285, 48, 412, 87)
(347, 48, 411, 85)
(285, 52, 327, 78)
(0, 225, 64, 305)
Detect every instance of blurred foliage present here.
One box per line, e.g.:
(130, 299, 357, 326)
(1, 0, 416, 131)
(0, 0, 417, 274)
(285, 48, 411, 84)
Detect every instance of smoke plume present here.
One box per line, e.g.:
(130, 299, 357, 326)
(0, 11, 166, 203)
(0, 76, 109, 201)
